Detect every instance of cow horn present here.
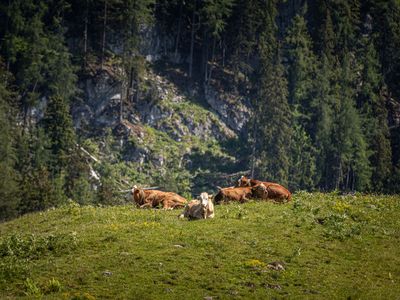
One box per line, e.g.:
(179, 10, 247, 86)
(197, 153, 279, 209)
(142, 186, 159, 190)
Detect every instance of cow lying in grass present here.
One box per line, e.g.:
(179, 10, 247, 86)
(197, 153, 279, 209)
(238, 176, 291, 202)
(213, 186, 254, 204)
(179, 192, 214, 220)
(131, 185, 187, 209)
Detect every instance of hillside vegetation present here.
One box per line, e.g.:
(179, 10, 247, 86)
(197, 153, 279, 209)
(1, 193, 400, 299)
(2, 0, 400, 221)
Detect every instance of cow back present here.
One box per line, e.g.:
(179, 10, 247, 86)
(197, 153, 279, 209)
(266, 184, 291, 202)
(214, 186, 252, 203)
(163, 192, 187, 209)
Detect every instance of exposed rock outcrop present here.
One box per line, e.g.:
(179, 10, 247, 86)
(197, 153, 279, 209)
(204, 86, 251, 133)
(387, 97, 400, 129)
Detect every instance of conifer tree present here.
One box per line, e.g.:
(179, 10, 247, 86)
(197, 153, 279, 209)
(251, 1, 291, 185)
(228, 0, 264, 85)
(256, 58, 291, 185)
(17, 128, 66, 214)
(331, 55, 371, 190)
(284, 14, 318, 189)
(312, 54, 335, 189)
(357, 34, 392, 191)
(285, 14, 318, 128)
(0, 61, 20, 220)
(42, 95, 76, 173)
(202, 0, 234, 85)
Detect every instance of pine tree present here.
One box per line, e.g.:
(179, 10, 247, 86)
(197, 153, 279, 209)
(202, 0, 234, 85)
(228, 0, 264, 85)
(312, 54, 335, 189)
(245, 1, 292, 185)
(285, 14, 318, 128)
(289, 124, 317, 190)
(357, 34, 392, 191)
(17, 128, 66, 214)
(42, 95, 76, 173)
(333, 0, 360, 55)
(331, 55, 371, 190)
(0, 60, 20, 220)
(1, 0, 48, 127)
(284, 13, 318, 190)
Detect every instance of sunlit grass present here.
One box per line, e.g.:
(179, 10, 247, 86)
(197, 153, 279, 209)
(1, 192, 399, 299)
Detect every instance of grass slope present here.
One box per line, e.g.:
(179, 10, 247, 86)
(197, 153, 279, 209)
(1, 193, 400, 299)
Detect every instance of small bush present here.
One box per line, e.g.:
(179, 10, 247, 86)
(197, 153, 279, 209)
(0, 257, 29, 280)
(44, 278, 62, 294)
(24, 278, 42, 297)
(0, 232, 78, 260)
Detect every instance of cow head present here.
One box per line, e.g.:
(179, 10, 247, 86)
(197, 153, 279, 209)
(252, 183, 268, 199)
(131, 185, 145, 206)
(199, 192, 209, 208)
(199, 192, 214, 219)
(238, 175, 251, 187)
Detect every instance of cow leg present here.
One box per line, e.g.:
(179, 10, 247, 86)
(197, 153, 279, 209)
(162, 202, 173, 210)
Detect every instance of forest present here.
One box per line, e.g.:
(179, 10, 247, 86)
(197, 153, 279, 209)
(1, 0, 400, 221)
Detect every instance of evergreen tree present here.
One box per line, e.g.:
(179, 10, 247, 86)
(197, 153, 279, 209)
(357, 34, 392, 191)
(202, 0, 234, 85)
(312, 54, 335, 189)
(332, 0, 360, 55)
(0, 61, 20, 220)
(331, 55, 371, 190)
(112, 0, 155, 121)
(256, 59, 291, 186)
(42, 95, 76, 173)
(253, 1, 291, 185)
(228, 0, 264, 85)
(289, 124, 317, 190)
(284, 14, 318, 189)
(17, 128, 68, 214)
(97, 162, 120, 205)
(285, 14, 318, 128)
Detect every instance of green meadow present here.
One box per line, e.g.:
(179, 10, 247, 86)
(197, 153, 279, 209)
(1, 192, 399, 299)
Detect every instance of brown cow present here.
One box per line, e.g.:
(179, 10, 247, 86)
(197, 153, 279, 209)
(238, 176, 292, 202)
(131, 185, 187, 209)
(214, 186, 253, 204)
(179, 192, 215, 220)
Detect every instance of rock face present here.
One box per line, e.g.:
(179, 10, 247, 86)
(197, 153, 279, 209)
(387, 97, 400, 129)
(72, 67, 122, 131)
(204, 86, 251, 133)
(72, 65, 240, 143)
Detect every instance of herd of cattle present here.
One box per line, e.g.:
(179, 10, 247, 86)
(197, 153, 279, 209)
(130, 176, 291, 220)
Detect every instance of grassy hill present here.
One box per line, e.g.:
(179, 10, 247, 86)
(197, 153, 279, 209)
(1, 192, 400, 299)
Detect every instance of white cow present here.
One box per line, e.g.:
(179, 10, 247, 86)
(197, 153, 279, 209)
(179, 192, 214, 220)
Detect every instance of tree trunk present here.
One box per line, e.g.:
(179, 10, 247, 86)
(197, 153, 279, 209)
(189, 6, 196, 78)
(222, 38, 226, 68)
(207, 36, 217, 85)
(83, 0, 88, 68)
(101, 0, 108, 69)
(335, 159, 342, 190)
(250, 101, 259, 178)
(5, 0, 11, 72)
(203, 31, 209, 85)
(174, 1, 183, 61)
